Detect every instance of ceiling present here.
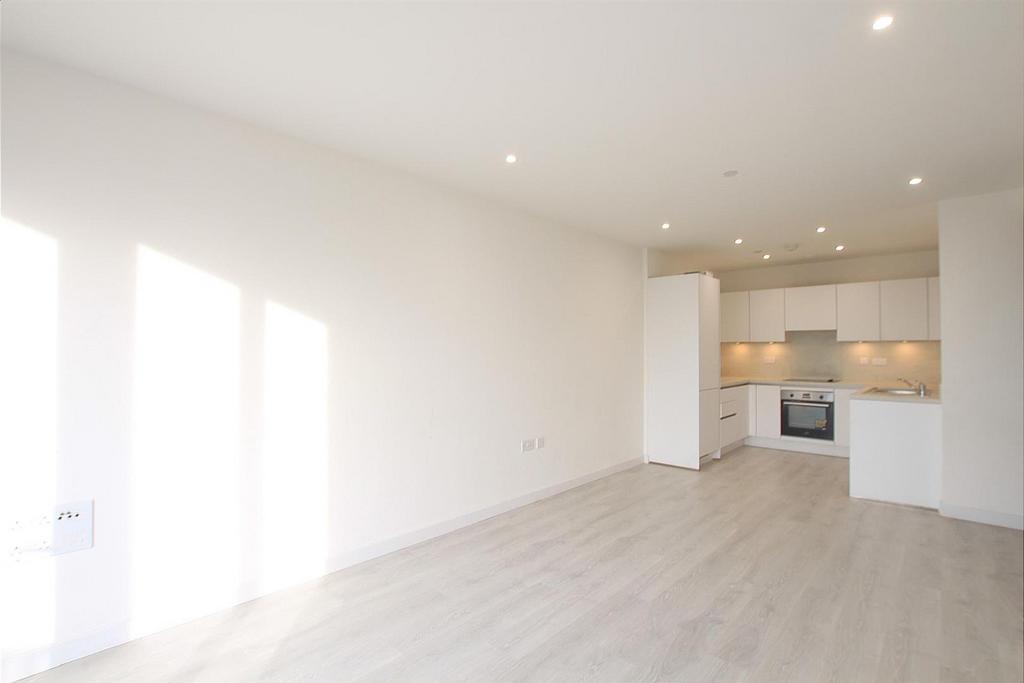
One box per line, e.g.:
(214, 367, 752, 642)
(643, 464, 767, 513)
(3, 1, 1022, 271)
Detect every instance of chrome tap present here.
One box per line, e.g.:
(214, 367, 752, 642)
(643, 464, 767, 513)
(897, 377, 927, 397)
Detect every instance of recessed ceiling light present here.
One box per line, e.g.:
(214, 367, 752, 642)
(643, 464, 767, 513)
(816, 226, 827, 233)
(723, 170, 739, 178)
(873, 15, 894, 31)
(661, 223, 671, 230)
(908, 177, 923, 185)
(505, 154, 517, 164)
(763, 254, 771, 260)
(835, 245, 845, 251)
(734, 238, 743, 245)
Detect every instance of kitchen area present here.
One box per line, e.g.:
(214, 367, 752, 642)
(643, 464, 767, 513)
(645, 271, 943, 510)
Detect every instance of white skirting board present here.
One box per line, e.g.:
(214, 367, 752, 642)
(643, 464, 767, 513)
(940, 502, 1024, 531)
(0, 457, 643, 683)
(743, 436, 849, 458)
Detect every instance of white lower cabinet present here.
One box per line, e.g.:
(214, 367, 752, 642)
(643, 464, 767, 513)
(833, 389, 856, 448)
(746, 385, 757, 436)
(719, 385, 749, 448)
(754, 385, 781, 438)
(699, 388, 721, 456)
(850, 399, 941, 508)
(730, 382, 854, 456)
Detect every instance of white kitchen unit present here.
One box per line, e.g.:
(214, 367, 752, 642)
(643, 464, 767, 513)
(832, 388, 856, 448)
(753, 385, 781, 438)
(927, 276, 941, 340)
(730, 380, 855, 457)
(836, 281, 880, 342)
(720, 291, 750, 343)
(719, 385, 749, 451)
(644, 273, 721, 469)
(784, 284, 837, 331)
(850, 395, 942, 508)
(699, 274, 721, 388)
(700, 388, 722, 456)
(880, 278, 929, 340)
(748, 288, 786, 342)
(746, 384, 757, 436)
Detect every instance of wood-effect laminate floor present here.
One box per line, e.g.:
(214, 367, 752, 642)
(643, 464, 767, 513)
(25, 447, 1024, 682)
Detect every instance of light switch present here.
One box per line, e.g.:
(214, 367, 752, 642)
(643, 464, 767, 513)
(872, 357, 888, 366)
(859, 357, 869, 365)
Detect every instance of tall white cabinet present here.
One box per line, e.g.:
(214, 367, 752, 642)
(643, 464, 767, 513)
(645, 273, 720, 469)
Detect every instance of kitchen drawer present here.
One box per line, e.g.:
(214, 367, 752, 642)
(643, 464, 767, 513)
(720, 385, 746, 404)
(720, 413, 743, 447)
(719, 384, 749, 444)
(720, 399, 738, 419)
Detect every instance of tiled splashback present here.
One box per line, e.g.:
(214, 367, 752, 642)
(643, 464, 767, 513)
(721, 330, 941, 386)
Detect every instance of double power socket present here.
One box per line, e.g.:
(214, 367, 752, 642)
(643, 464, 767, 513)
(521, 436, 546, 453)
(7, 500, 94, 560)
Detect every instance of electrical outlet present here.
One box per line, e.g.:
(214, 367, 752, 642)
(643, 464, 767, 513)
(521, 439, 536, 453)
(8, 500, 93, 560)
(872, 357, 888, 366)
(536, 437, 545, 449)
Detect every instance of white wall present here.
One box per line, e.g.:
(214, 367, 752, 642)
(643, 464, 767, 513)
(0, 53, 644, 680)
(937, 187, 1024, 530)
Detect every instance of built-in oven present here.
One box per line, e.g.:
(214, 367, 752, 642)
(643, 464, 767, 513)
(781, 389, 834, 441)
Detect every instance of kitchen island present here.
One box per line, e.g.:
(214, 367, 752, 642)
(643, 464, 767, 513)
(849, 386, 942, 508)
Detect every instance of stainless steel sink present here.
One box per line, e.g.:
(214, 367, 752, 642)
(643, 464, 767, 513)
(867, 387, 923, 396)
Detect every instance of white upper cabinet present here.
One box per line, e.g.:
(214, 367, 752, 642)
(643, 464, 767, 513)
(880, 278, 929, 341)
(928, 276, 941, 340)
(836, 281, 880, 341)
(720, 291, 750, 343)
(785, 284, 837, 331)
(748, 288, 786, 342)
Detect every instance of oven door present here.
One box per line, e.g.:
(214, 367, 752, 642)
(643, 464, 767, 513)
(781, 400, 834, 440)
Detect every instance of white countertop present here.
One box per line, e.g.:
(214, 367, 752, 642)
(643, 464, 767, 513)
(720, 377, 869, 390)
(850, 386, 941, 404)
(720, 377, 941, 404)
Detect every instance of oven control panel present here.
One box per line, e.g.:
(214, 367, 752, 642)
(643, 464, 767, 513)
(782, 390, 834, 403)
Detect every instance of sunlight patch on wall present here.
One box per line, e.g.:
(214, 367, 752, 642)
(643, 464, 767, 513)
(0, 221, 58, 651)
(131, 246, 241, 636)
(260, 301, 328, 593)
